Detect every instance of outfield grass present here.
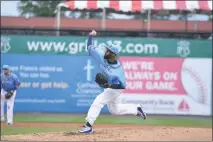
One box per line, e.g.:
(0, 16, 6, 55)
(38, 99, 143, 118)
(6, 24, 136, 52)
(12, 114, 212, 127)
(1, 114, 212, 136)
(11, 115, 212, 127)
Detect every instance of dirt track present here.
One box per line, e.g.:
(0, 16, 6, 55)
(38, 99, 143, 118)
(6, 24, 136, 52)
(1, 122, 212, 141)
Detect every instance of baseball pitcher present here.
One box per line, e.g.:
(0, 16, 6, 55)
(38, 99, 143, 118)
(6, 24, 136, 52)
(1, 65, 21, 125)
(77, 30, 146, 134)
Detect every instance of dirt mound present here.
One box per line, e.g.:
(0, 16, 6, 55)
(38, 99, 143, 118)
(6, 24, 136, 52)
(1, 123, 212, 141)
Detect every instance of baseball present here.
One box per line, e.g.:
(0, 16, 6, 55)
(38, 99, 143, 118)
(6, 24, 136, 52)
(181, 58, 211, 105)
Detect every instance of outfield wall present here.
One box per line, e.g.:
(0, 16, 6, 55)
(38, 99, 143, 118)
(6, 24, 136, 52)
(1, 35, 212, 116)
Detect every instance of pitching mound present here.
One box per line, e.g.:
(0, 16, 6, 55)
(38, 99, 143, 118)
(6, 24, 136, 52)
(1, 123, 212, 141)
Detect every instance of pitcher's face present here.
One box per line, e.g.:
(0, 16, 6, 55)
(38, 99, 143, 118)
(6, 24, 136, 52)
(104, 49, 115, 60)
(3, 69, 9, 75)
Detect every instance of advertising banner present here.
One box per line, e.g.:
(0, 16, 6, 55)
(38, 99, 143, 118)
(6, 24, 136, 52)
(1, 54, 212, 115)
(1, 35, 212, 58)
(1, 34, 212, 115)
(120, 57, 186, 94)
(119, 57, 212, 115)
(1, 54, 109, 113)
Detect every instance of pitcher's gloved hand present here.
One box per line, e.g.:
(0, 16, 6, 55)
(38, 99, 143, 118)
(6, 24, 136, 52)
(95, 73, 108, 88)
(5, 91, 14, 99)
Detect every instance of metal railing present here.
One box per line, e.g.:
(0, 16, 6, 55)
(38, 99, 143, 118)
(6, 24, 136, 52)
(1, 27, 211, 40)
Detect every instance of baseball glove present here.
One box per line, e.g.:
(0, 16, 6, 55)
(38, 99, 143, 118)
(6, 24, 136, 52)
(95, 73, 108, 87)
(5, 91, 14, 99)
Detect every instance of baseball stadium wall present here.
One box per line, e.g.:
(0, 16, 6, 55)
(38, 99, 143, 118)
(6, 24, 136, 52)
(1, 35, 212, 116)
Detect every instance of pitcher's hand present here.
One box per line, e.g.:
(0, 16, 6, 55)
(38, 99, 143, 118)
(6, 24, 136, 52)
(89, 30, 97, 36)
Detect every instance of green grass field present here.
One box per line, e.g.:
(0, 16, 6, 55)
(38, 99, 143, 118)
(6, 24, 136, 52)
(1, 114, 212, 136)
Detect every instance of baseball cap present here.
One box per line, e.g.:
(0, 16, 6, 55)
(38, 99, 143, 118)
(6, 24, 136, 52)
(3, 65, 9, 70)
(106, 44, 119, 55)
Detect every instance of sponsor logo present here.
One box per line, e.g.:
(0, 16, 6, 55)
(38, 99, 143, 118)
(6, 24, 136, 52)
(75, 59, 102, 95)
(177, 40, 190, 57)
(26, 39, 159, 55)
(1, 36, 11, 53)
(83, 59, 95, 82)
(178, 99, 190, 111)
(72, 59, 102, 107)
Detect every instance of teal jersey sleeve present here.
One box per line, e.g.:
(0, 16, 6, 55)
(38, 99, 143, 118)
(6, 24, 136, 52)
(87, 35, 105, 65)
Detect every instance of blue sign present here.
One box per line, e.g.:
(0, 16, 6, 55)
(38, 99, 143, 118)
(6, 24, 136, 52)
(1, 54, 109, 113)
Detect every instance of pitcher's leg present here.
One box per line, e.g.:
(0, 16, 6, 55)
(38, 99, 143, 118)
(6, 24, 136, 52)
(1, 89, 6, 121)
(107, 95, 138, 116)
(78, 89, 115, 134)
(1, 98, 5, 121)
(85, 90, 112, 126)
(107, 91, 146, 119)
(108, 103, 138, 115)
(6, 91, 16, 124)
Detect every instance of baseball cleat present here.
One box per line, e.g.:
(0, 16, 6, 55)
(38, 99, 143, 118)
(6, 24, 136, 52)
(137, 105, 147, 120)
(7, 122, 13, 126)
(77, 125, 93, 134)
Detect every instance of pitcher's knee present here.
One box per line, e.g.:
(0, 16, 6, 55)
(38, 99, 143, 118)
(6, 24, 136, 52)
(91, 101, 105, 109)
(7, 105, 11, 110)
(108, 104, 120, 115)
(110, 110, 119, 115)
(91, 95, 107, 109)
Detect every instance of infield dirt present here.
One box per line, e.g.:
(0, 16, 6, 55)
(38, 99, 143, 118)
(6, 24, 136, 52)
(1, 122, 212, 141)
